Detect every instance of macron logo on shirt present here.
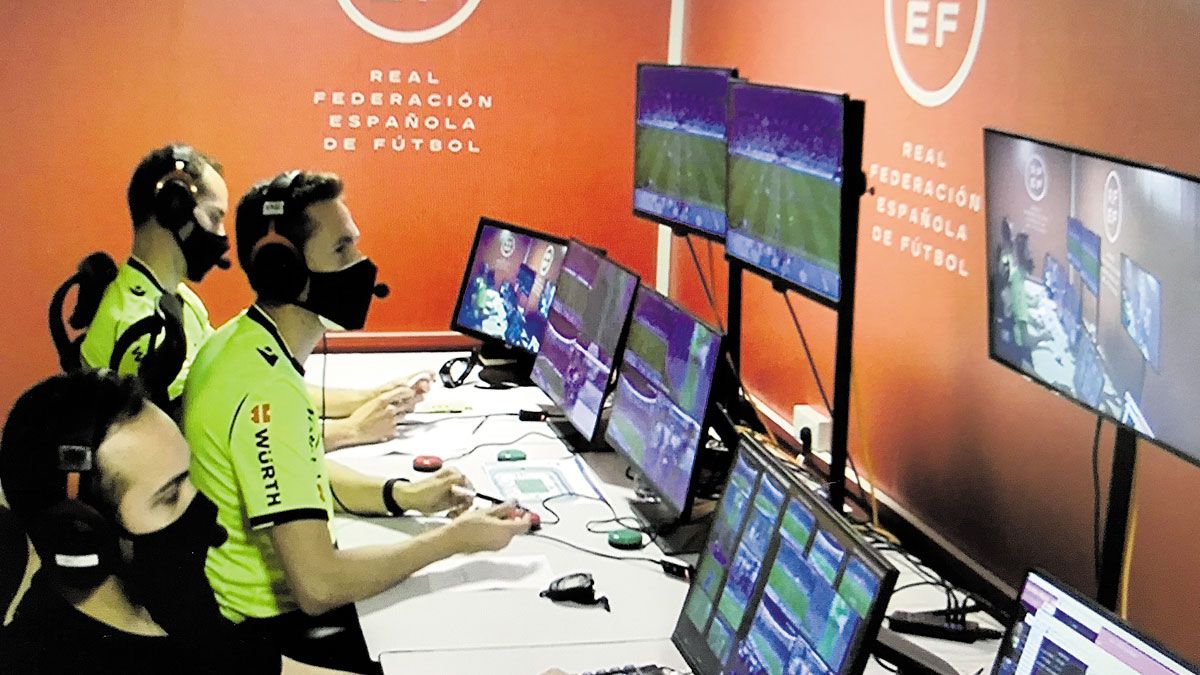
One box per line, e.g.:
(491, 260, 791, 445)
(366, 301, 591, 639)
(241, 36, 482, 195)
(256, 346, 279, 367)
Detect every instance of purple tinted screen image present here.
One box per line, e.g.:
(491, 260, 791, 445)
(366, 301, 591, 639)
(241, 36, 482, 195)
(605, 287, 722, 513)
(530, 244, 639, 439)
(453, 224, 566, 353)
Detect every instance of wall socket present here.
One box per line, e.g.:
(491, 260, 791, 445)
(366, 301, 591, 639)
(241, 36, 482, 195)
(792, 405, 831, 454)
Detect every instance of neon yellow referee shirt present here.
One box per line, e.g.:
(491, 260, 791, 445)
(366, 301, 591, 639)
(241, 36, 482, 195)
(182, 305, 333, 622)
(79, 257, 214, 401)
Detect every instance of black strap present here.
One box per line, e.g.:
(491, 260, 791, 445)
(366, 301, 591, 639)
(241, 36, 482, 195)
(381, 478, 405, 516)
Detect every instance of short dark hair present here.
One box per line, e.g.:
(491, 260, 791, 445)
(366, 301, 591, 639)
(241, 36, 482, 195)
(0, 371, 148, 526)
(127, 144, 224, 228)
(234, 171, 344, 289)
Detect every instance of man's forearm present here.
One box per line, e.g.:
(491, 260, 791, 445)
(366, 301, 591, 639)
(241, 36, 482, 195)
(272, 519, 462, 615)
(308, 384, 367, 419)
(327, 460, 389, 514)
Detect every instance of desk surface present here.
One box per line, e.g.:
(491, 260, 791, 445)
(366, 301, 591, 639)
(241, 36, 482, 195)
(310, 352, 1004, 675)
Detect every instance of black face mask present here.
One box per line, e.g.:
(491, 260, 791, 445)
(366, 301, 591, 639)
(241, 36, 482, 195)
(174, 225, 231, 282)
(122, 491, 229, 636)
(299, 257, 381, 331)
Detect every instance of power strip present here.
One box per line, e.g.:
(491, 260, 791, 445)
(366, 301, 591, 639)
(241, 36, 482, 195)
(888, 610, 1004, 643)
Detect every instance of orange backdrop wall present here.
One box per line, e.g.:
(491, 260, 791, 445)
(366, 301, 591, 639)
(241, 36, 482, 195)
(0, 1, 669, 419)
(673, 0, 1200, 660)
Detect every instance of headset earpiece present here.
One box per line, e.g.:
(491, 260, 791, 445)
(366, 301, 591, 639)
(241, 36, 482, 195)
(249, 170, 307, 303)
(33, 499, 120, 589)
(250, 225, 307, 302)
(153, 147, 199, 232)
(32, 442, 120, 590)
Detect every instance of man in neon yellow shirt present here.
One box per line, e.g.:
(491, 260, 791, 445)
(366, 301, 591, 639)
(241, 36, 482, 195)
(80, 145, 424, 446)
(183, 171, 533, 673)
(80, 145, 230, 405)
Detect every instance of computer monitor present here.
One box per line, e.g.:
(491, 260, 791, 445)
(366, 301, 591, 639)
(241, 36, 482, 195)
(1067, 216, 1102, 296)
(725, 81, 850, 304)
(633, 64, 737, 240)
(605, 284, 722, 521)
(985, 129, 1200, 467)
(1120, 254, 1162, 370)
(450, 217, 567, 355)
(991, 570, 1197, 675)
(674, 435, 898, 675)
(529, 241, 640, 444)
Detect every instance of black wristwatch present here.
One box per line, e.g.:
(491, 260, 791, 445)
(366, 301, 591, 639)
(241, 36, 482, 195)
(382, 477, 406, 516)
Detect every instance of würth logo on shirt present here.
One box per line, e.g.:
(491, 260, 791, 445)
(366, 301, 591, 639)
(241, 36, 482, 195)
(254, 427, 283, 508)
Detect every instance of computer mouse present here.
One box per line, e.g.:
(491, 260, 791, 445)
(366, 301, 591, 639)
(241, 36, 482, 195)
(607, 528, 643, 550)
(412, 455, 443, 472)
(497, 448, 527, 462)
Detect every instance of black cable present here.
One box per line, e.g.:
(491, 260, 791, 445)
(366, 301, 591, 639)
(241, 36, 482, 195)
(397, 413, 519, 426)
(329, 484, 373, 518)
(706, 238, 717, 303)
(782, 291, 869, 500)
(384, 430, 561, 460)
(684, 234, 726, 333)
(873, 655, 900, 673)
(683, 233, 778, 443)
(1091, 414, 1103, 588)
(531, 531, 663, 566)
(537, 493, 659, 550)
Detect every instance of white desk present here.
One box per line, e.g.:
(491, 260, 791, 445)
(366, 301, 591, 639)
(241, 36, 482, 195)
(308, 352, 1004, 675)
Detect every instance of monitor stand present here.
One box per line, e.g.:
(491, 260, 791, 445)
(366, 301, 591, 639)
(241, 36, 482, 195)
(476, 342, 535, 388)
(628, 498, 714, 557)
(545, 417, 591, 452)
(872, 627, 959, 675)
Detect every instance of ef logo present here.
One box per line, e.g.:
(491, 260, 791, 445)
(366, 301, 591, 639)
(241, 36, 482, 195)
(1104, 170, 1123, 243)
(338, 0, 482, 44)
(1025, 155, 1048, 203)
(499, 230, 516, 258)
(884, 0, 987, 107)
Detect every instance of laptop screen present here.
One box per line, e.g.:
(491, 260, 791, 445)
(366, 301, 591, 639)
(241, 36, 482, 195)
(991, 571, 1197, 675)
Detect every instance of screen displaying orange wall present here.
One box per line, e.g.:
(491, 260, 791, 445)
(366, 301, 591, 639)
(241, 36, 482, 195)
(0, 1, 669, 420)
(674, 0, 1200, 660)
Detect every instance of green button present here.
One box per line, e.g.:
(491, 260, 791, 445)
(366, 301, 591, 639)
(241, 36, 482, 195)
(607, 528, 644, 550)
(497, 449, 527, 461)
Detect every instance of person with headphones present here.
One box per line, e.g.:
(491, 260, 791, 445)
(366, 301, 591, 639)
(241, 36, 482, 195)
(0, 370, 237, 673)
(78, 144, 231, 407)
(182, 171, 534, 673)
(78, 143, 430, 444)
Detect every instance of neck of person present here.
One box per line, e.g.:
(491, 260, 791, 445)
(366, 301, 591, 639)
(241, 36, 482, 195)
(130, 222, 186, 291)
(260, 301, 326, 364)
(55, 574, 165, 637)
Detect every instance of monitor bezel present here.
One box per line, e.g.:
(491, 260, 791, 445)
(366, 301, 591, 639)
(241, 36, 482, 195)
(632, 62, 739, 243)
(724, 80, 855, 309)
(990, 568, 1199, 675)
(530, 239, 641, 445)
(983, 127, 1200, 470)
(672, 434, 898, 675)
(448, 216, 569, 355)
(603, 282, 725, 520)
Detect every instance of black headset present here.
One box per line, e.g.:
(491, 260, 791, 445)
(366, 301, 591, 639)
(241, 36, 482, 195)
(152, 146, 200, 232)
(249, 170, 308, 303)
(31, 421, 120, 590)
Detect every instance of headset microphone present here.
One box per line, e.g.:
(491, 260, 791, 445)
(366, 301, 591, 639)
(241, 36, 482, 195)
(373, 283, 390, 299)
